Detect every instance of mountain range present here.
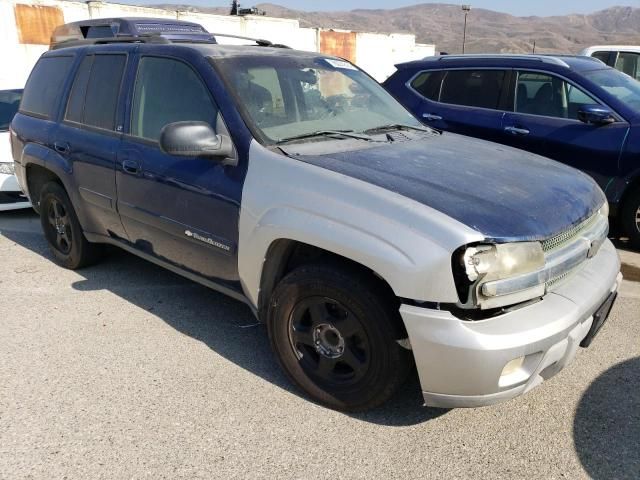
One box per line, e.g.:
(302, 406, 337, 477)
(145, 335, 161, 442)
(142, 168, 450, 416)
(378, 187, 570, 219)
(153, 3, 640, 54)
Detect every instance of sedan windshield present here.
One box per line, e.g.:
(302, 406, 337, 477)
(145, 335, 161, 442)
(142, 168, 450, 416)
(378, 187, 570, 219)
(585, 68, 640, 111)
(213, 54, 422, 144)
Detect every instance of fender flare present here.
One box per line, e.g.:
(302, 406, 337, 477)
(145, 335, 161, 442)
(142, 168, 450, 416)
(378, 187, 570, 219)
(238, 205, 460, 309)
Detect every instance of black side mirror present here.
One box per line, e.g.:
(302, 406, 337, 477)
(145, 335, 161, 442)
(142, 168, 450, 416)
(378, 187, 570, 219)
(159, 121, 234, 162)
(577, 105, 616, 126)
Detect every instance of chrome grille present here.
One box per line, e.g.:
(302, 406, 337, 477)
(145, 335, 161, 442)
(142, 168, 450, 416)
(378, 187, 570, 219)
(545, 269, 574, 291)
(542, 214, 598, 252)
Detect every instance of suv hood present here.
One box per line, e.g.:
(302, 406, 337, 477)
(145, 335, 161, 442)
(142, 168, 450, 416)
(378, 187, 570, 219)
(288, 132, 605, 243)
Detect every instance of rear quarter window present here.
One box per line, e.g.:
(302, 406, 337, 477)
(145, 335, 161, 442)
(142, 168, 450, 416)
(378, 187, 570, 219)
(20, 56, 74, 119)
(0, 90, 22, 131)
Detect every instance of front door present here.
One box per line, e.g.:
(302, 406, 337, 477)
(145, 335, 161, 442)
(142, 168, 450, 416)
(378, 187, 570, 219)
(116, 54, 242, 287)
(501, 71, 629, 193)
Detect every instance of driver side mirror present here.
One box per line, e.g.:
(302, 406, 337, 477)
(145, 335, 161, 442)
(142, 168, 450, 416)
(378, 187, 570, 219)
(577, 105, 616, 126)
(159, 121, 235, 164)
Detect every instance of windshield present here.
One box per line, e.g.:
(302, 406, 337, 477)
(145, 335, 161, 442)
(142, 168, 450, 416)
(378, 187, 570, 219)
(0, 90, 22, 131)
(585, 68, 640, 111)
(213, 55, 422, 144)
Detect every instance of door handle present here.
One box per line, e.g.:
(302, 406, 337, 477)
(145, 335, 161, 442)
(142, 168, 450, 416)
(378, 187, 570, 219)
(504, 126, 530, 136)
(53, 142, 70, 155)
(422, 113, 443, 122)
(122, 159, 140, 175)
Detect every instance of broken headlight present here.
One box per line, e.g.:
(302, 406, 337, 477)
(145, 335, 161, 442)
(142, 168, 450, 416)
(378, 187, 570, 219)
(463, 242, 544, 283)
(0, 162, 15, 175)
(458, 242, 545, 309)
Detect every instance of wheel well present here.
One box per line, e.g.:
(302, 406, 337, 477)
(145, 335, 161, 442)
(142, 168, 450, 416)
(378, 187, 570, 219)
(25, 164, 63, 214)
(257, 239, 399, 322)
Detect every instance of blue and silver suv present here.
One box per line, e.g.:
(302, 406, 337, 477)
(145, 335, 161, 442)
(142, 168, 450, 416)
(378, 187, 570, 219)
(384, 54, 640, 246)
(10, 23, 621, 411)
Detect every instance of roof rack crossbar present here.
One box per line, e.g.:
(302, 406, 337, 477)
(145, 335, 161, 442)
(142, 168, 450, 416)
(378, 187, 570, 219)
(209, 32, 273, 46)
(51, 33, 171, 50)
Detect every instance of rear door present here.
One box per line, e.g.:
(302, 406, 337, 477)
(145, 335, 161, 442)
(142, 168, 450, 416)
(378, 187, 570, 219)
(55, 51, 128, 238)
(116, 53, 242, 287)
(501, 70, 630, 191)
(412, 68, 511, 144)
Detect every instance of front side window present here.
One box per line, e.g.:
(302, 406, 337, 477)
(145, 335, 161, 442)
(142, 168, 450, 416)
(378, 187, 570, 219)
(214, 55, 421, 144)
(21, 56, 73, 119)
(515, 72, 598, 120)
(439, 70, 507, 109)
(65, 54, 126, 130)
(0, 90, 22, 131)
(131, 57, 218, 142)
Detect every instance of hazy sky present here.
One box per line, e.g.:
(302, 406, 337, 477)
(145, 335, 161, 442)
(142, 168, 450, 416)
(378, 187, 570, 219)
(129, 0, 638, 17)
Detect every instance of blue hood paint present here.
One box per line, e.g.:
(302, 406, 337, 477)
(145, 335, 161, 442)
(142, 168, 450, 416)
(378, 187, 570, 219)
(292, 133, 605, 243)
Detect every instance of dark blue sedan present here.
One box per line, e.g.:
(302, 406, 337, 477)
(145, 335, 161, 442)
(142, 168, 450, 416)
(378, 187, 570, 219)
(383, 54, 640, 246)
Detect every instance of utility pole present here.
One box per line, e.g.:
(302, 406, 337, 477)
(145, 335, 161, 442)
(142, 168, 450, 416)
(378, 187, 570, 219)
(462, 5, 471, 54)
(532, 41, 536, 54)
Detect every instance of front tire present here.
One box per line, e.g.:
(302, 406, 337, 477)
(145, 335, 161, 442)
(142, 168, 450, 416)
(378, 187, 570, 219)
(267, 263, 411, 412)
(621, 189, 640, 248)
(39, 182, 103, 269)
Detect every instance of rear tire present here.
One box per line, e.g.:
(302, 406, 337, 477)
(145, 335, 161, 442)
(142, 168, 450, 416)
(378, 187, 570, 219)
(621, 189, 640, 248)
(39, 182, 103, 269)
(267, 263, 411, 412)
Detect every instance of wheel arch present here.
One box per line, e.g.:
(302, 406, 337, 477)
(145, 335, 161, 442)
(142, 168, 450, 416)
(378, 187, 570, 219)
(24, 163, 65, 214)
(256, 238, 400, 322)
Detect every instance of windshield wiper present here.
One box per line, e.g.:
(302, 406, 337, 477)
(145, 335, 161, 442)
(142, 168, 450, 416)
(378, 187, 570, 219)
(363, 124, 432, 134)
(275, 130, 374, 144)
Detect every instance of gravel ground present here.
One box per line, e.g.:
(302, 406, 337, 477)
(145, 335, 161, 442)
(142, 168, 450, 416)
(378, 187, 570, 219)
(0, 210, 638, 480)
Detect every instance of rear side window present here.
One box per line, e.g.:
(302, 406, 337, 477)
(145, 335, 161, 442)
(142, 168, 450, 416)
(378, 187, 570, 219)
(410, 71, 443, 101)
(131, 56, 218, 142)
(615, 52, 640, 80)
(65, 54, 126, 130)
(592, 51, 613, 66)
(21, 56, 73, 119)
(440, 70, 507, 109)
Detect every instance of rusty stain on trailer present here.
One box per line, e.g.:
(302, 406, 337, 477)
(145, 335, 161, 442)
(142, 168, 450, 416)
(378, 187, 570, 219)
(14, 4, 64, 45)
(320, 30, 356, 63)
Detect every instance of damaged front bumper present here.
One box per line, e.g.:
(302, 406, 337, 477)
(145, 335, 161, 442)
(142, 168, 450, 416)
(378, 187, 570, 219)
(401, 238, 622, 408)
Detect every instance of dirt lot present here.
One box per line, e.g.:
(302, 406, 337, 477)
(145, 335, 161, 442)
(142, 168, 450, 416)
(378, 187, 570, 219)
(1, 210, 638, 479)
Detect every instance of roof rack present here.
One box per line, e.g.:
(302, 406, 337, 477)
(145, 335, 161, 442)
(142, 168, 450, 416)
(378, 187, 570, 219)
(50, 17, 291, 50)
(209, 33, 291, 48)
(435, 54, 571, 69)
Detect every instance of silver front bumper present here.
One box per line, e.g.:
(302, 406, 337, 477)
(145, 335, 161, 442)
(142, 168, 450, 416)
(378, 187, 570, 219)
(401, 239, 621, 408)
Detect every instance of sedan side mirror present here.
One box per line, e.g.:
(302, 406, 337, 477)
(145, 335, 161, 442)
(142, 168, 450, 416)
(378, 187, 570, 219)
(159, 121, 235, 163)
(577, 105, 616, 126)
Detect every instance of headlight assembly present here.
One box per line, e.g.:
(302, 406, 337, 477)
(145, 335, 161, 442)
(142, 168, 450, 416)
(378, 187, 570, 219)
(460, 242, 545, 309)
(463, 242, 544, 283)
(0, 162, 15, 175)
(599, 202, 609, 218)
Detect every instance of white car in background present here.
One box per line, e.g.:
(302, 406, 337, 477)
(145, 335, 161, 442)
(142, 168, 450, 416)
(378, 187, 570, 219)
(0, 89, 30, 211)
(580, 46, 640, 80)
